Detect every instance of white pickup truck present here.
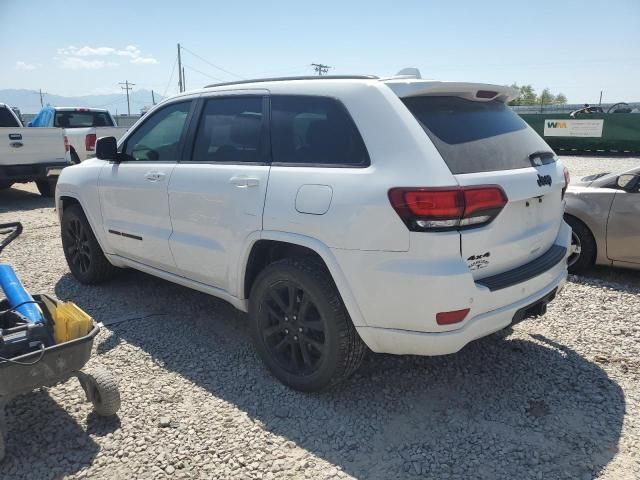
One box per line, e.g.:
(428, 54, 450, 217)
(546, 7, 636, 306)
(28, 107, 128, 163)
(0, 103, 69, 197)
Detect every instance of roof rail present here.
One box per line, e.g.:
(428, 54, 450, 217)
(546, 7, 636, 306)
(204, 75, 379, 88)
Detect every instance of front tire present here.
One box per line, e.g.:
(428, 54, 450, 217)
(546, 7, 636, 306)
(565, 215, 596, 274)
(35, 179, 56, 197)
(249, 258, 366, 392)
(61, 204, 118, 284)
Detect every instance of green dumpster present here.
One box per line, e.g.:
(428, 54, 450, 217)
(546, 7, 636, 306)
(519, 113, 640, 153)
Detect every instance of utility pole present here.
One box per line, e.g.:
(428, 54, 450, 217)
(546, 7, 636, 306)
(36, 89, 46, 107)
(599, 90, 603, 106)
(151, 89, 156, 105)
(311, 63, 331, 76)
(119, 80, 135, 116)
(182, 67, 186, 91)
(177, 43, 183, 92)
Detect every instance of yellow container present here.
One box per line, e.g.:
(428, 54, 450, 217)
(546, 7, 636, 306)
(52, 301, 93, 344)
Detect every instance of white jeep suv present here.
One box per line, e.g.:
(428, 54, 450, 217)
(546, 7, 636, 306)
(56, 74, 571, 391)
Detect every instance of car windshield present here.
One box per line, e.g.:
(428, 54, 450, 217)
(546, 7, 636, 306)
(54, 111, 114, 128)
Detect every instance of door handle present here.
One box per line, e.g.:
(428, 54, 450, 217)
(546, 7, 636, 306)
(229, 176, 260, 188)
(144, 171, 166, 182)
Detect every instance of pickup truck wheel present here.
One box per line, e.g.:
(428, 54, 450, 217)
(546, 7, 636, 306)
(0, 181, 13, 190)
(61, 204, 118, 284)
(70, 151, 81, 164)
(35, 179, 56, 197)
(249, 258, 366, 392)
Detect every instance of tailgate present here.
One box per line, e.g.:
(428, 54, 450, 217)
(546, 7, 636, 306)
(0, 127, 66, 166)
(456, 163, 565, 278)
(401, 93, 567, 279)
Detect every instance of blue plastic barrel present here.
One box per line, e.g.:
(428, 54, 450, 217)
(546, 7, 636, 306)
(0, 264, 45, 324)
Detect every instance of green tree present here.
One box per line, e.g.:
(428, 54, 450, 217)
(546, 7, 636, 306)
(508, 84, 538, 106)
(555, 93, 568, 104)
(539, 88, 555, 106)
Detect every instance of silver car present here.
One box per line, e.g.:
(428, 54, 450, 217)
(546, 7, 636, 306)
(564, 165, 640, 273)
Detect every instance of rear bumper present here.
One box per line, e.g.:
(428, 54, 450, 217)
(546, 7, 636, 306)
(334, 221, 571, 355)
(0, 161, 70, 182)
(355, 271, 565, 355)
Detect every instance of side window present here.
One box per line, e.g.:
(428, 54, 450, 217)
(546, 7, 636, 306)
(191, 97, 264, 163)
(271, 95, 369, 166)
(123, 101, 191, 161)
(0, 107, 20, 127)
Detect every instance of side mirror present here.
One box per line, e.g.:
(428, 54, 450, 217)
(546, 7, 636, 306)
(616, 174, 639, 192)
(95, 136, 118, 161)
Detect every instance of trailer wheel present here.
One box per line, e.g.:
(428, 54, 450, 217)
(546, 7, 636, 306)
(80, 368, 121, 416)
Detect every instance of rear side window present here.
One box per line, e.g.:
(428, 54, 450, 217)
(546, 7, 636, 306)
(271, 96, 369, 167)
(0, 107, 20, 127)
(54, 111, 114, 128)
(191, 97, 264, 163)
(403, 96, 551, 174)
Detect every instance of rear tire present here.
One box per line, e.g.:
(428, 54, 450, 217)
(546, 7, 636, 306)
(35, 179, 56, 197)
(0, 181, 13, 190)
(565, 215, 596, 274)
(61, 204, 118, 284)
(249, 258, 366, 392)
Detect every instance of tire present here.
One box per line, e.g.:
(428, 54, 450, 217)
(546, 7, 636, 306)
(249, 258, 366, 392)
(0, 181, 13, 190)
(35, 179, 56, 197)
(82, 368, 121, 416)
(70, 151, 81, 165)
(61, 204, 118, 284)
(565, 215, 596, 274)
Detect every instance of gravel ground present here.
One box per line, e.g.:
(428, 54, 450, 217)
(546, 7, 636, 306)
(0, 155, 639, 479)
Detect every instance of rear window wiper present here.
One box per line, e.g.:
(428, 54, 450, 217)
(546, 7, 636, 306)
(528, 151, 556, 167)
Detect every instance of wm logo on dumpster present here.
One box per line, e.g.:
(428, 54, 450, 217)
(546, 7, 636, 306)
(546, 121, 567, 128)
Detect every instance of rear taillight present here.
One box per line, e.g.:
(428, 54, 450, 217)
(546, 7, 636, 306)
(561, 166, 570, 199)
(64, 135, 70, 152)
(85, 133, 97, 151)
(388, 186, 507, 231)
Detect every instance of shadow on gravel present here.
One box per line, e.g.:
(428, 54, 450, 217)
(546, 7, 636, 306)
(0, 187, 53, 214)
(54, 270, 626, 480)
(570, 266, 640, 291)
(0, 390, 100, 479)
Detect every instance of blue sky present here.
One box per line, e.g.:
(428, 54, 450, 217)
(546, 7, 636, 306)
(1, 0, 638, 103)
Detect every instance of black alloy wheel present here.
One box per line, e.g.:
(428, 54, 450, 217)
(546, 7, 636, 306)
(257, 280, 327, 376)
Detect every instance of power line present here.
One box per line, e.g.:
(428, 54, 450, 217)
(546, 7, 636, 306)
(119, 80, 135, 116)
(163, 55, 178, 97)
(311, 63, 331, 76)
(179, 45, 244, 79)
(183, 64, 226, 82)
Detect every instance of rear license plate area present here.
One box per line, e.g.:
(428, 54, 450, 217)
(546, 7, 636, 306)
(512, 288, 557, 325)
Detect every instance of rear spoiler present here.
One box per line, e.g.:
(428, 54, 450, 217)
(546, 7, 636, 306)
(383, 80, 519, 103)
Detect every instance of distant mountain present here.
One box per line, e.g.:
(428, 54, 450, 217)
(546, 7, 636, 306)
(0, 89, 164, 114)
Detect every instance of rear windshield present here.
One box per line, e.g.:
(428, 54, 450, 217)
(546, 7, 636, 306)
(0, 107, 20, 127)
(54, 111, 114, 128)
(402, 96, 551, 174)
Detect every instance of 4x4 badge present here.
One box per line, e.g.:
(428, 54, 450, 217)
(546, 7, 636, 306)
(537, 174, 552, 187)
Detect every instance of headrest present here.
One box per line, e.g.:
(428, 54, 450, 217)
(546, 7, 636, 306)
(230, 114, 261, 148)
